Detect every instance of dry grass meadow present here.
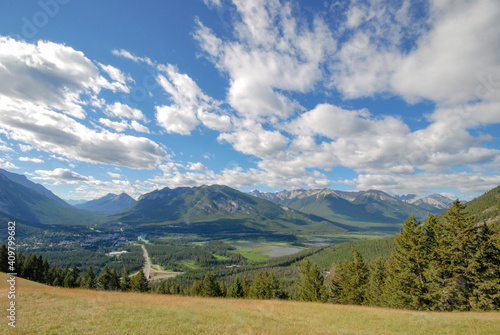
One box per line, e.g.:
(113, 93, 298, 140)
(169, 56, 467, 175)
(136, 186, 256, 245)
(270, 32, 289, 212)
(1, 273, 500, 334)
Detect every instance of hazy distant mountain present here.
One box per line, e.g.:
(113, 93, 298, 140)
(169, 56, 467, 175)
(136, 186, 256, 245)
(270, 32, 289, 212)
(75, 193, 135, 215)
(249, 188, 431, 231)
(0, 168, 67, 205)
(394, 194, 453, 213)
(0, 171, 97, 225)
(108, 185, 347, 235)
(65, 199, 87, 206)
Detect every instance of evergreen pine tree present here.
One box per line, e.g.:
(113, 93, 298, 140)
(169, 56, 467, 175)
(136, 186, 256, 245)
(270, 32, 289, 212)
(345, 248, 369, 305)
(173, 284, 183, 295)
(201, 272, 222, 297)
(383, 215, 430, 310)
(422, 213, 438, 253)
(98, 266, 112, 290)
(16, 251, 25, 277)
(121, 266, 131, 291)
(158, 280, 172, 294)
(51, 262, 63, 287)
(325, 262, 343, 303)
(248, 271, 286, 299)
(467, 223, 500, 310)
(190, 280, 204, 296)
(248, 272, 267, 299)
(241, 277, 251, 297)
(130, 269, 149, 292)
(426, 200, 478, 311)
(34, 255, 44, 282)
(23, 254, 36, 280)
(109, 267, 120, 290)
(296, 259, 326, 302)
(42, 259, 51, 285)
(227, 276, 245, 298)
(82, 266, 97, 289)
(366, 257, 386, 306)
(327, 249, 368, 305)
(75, 276, 82, 288)
(63, 265, 79, 288)
(219, 281, 227, 297)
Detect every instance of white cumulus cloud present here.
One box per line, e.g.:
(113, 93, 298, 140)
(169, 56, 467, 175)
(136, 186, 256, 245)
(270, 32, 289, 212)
(19, 157, 44, 164)
(0, 96, 166, 169)
(0, 36, 129, 119)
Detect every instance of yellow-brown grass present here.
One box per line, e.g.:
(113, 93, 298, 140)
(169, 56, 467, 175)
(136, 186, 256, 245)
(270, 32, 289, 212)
(1, 273, 499, 334)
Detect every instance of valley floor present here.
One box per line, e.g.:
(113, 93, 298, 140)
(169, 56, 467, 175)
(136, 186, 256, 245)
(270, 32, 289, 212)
(1, 273, 499, 334)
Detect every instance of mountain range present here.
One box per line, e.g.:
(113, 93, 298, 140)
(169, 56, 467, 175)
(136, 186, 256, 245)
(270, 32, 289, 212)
(251, 189, 451, 214)
(107, 184, 347, 235)
(1, 168, 497, 237)
(393, 193, 454, 212)
(249, 189, 434, 231)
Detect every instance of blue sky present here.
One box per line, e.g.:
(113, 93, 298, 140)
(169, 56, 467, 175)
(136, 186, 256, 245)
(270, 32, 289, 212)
(0, 0, 499, 201)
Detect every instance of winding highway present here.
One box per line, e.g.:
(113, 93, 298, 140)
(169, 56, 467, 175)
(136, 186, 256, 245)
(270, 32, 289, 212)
(141, 244, 151, 279)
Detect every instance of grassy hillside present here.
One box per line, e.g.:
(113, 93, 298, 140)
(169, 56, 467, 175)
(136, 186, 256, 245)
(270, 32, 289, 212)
(435, 185, 500, 226)
(465, 185, 500, 225)
(1, 273, 499, 334)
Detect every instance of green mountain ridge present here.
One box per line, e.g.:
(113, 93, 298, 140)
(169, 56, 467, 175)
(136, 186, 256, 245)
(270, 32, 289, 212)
(105, 185, 348, 236)
(462, 186, 500, 225)
(0, 168, 67, 205)
(0, 172, 99, 226)
(432, 186, 500, 227)
(2, 166, 497, 239)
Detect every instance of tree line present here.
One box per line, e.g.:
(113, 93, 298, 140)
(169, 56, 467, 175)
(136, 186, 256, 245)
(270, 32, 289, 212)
(0, 247, 149, 292)
(325, 200, 500, 310)
(145, 241, 245, 272)
(24, 245, 144, 274)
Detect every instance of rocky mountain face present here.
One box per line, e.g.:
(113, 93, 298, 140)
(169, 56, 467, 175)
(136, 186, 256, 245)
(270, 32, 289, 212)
(250, 189, 399, 203)
(249, 188, 433, 229)
(394, 194, 453, 213)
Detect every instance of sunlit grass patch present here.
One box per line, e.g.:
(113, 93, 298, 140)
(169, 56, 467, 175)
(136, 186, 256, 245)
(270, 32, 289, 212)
(231, 247, 272, 261)
(180, 260, 200, 270)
